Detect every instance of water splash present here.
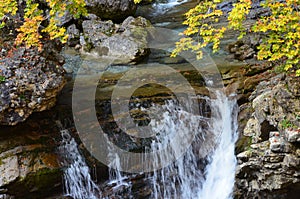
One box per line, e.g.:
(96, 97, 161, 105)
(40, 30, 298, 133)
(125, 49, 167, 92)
(146, 101, 204, 199)
(60, 91, 238, 199)
(199, 92, 238, 199)
(59, 130, 101, 199)
(146, 91, 238, 199)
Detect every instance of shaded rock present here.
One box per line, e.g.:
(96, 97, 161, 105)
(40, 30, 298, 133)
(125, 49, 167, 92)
(235, 139, 300, 199)
(0, 111, 65, 198)
(140, 0, 155, 5)
(85, 0, 137, 22)
(66, 24, 80, 47)
(228, 43, 255, 61)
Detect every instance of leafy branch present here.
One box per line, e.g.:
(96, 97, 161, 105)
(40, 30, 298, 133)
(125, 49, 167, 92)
(172, 0, 300, 76)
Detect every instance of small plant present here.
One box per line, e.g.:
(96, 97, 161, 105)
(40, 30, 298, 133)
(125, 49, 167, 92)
(280, 118, 293, 129)
(0, 75, 5, 83)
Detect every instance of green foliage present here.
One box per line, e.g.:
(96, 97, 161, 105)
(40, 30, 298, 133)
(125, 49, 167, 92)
(0, 75, 5, 83)
(173, 0, 300, 76)
(252, 0, 300, 76)
(0, 0, 18, 28)
(171, 0, 226, 59)
(1, 0, 87, 49)
(280, 118, 293, 129)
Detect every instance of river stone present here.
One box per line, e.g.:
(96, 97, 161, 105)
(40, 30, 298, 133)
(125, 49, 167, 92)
(85, 0, 137, 22)
(81, 16, 151, 65)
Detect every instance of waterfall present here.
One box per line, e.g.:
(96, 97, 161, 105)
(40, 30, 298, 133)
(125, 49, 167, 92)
(198, 91, 238, 199)
(147, 91, 238, 199)
(148, 101, 206, 199)
(59, 130, 101, 199)
(60, 91, 238, 199)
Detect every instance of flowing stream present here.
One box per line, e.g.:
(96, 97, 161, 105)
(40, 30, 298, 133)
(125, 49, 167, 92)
(61, 0, 239, 198)
(149, 91, 238, 199)
(59, 130, 101, 199)
(61, 91, 238, 199)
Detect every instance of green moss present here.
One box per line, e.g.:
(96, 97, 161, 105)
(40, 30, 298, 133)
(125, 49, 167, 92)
(10, 167, 63, 199)
(0, 75, 5, 83)
(235, 135, 252, 154)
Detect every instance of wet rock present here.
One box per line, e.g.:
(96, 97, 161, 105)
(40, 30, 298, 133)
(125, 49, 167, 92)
(140, 0, 155, 5)
(81, 16, 151, 65)
(101, 174, 152, 199)
(0, 194, 14, 199)
(85, 0, 137, 22)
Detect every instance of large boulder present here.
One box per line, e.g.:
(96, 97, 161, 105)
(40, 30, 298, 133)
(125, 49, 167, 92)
(85, 0, 137, 22)
(81, 16, 152, 65)
(0, 45, 66, 126)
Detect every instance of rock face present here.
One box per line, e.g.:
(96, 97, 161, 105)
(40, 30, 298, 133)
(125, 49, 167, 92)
(85, 0, 137, 22)
(235, 75, 300, 198)
(81, 16, 151, 64)
(0, 114, 63, 199)
(0, 46, 66, 126)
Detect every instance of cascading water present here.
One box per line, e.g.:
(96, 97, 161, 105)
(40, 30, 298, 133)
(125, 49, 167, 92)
(59, 129, 101, 199)
(62, 0, 239, 197)
(147, 101, 206, 199)
(146, 91, 238, 199)
(60, 90, 238, 199)
(198, 92, 239, 199)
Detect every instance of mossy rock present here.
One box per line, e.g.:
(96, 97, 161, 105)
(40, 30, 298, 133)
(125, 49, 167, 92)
(235, 134, 252, 154)
(7, 168, 63, 199)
